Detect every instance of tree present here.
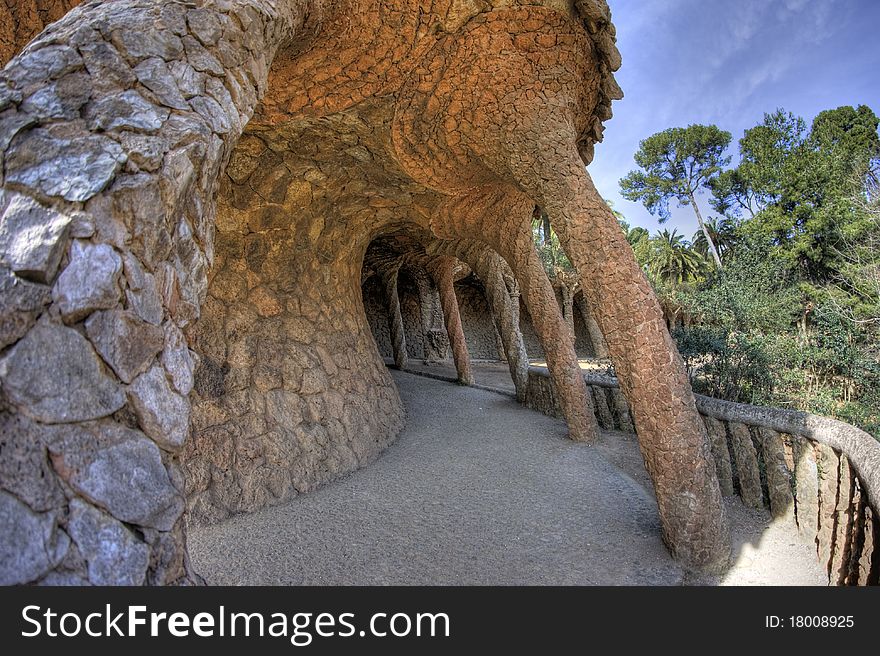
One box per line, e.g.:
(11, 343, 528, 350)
(709, 168, 759, 219)
(719, 106, 880, 285)
(531, 206, 572, 276)
(620, 124, 731, 268)
(692, 216, 737, 261)
(646, 229, 706, 285)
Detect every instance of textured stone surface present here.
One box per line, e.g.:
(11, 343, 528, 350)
(52, 241, 122, 322)
(161, 321, 194, 395)
(591, 385, 614, 430)
(0, 266, 51, 349)
(0, 193, 72, 283)
(46, 422, 183, 530)
(610, 389, 635, 434)
(0, 321, 125, 423)
(133, 58, 191, 111)
(830, 455, 854, 584)
(5, 128, 127, 202)
(816, 443, 839, 574)
(123, 254, 164, 325)
(0, 0, 81, 67)
(67, 499, 149, 586)
(703, 416, 735, 497)
(728, 422, 764, 510)
(0, 413, 65, 512)
(794, 437, 820, 539)
(85, 309, 165, 383)
(128, 365, 190, 451)
(86, 89, 170, 133)
(759, 427, 795, 519)
(0, 490, 68, 585)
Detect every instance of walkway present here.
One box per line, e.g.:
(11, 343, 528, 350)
(189, 369, 826, 586)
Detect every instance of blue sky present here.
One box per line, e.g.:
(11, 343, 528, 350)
(588, 0, 880, 238)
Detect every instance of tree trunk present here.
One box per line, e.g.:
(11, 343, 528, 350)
(689, 193, 723, 268)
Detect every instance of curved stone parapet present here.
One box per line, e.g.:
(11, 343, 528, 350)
(525, 366, 880, 585)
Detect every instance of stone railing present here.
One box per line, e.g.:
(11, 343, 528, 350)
(525, 366, 880, 586)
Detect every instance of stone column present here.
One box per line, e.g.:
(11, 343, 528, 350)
(575, 292, 609, 358)
(528, 157, 730, 572)
(501, 235, 598, 442)
(425, 215, 597, 441)
(412, 268, 447, 363)
(491, 315, 507, 361)
(478, 255, 530, 403)
(425, 241, 530, 402)
(382, 266, 408, 370)
(560, 284, 575, 337)
(429, 258, 473, 385)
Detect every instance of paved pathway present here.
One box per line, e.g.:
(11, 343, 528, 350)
(189, 368, 826, 586)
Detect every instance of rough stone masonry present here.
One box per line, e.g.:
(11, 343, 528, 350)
(0, 0, 730, 585)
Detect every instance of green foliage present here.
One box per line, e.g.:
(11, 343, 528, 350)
(645, 229, 706, 285)
(531, 207, 573, 278)
(616, 106, 880, 436)
(691, 216, 737, 261)
(674, 326, 774, 404)
(620, 124, 732, 220)
(716, 106, 880, 284)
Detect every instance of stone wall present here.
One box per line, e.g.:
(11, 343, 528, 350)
(525, 368, 880, 585)
(182, 181, 404, 523)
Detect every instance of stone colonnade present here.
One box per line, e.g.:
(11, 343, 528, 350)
(0, 0, 731, 584)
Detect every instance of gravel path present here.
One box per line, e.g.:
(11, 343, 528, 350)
(189, 369, 826, 586)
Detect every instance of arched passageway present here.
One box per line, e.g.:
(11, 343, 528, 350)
(0, 0, 734, 585)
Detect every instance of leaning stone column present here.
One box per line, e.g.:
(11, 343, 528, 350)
(575, 292, 609, 358)
(425, 210, 597, 441)
(477, 253, 530, 403)
(491, 315, 507, 361)
(560, 284, 575, 337)
(428, 258, 473, 385)
(501, 234, 598, 442)
(425, 240, 530, 402)
(381, 265, 408, 370)
(532, 160, 730, 572)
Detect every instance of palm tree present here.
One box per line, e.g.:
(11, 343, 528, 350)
(692, 216, 737, 262)
(647, 229, 707, 285)
(531, 206, 573, 277)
